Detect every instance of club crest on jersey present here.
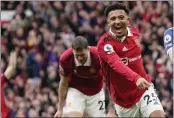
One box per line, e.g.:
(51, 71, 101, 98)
(134, 38, 141, 47)
(104, 44, 114, 54)
(89, 67, 96, 74)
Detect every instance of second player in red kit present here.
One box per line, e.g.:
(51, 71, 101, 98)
(54, 36, 105, 117)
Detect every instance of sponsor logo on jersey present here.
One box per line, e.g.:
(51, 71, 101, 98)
(120, 55, 141, 66)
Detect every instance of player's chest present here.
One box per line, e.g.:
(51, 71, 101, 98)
(71, 59, 101, 78)
(71, 66, 100, 79)
(111, 37, 141, 57)
(74, 66, 99, 75)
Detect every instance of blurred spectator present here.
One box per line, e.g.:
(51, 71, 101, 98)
(1, 1, 173, 117)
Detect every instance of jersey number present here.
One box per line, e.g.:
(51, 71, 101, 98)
(98, 100, 105, 110)
(143, 93, 157, 105)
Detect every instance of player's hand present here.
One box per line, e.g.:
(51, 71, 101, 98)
(136, 77, 151, 90)
(4, 51, 17, 79)
(54, 109, 63, 117)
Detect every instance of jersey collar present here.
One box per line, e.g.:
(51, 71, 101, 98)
(74, 51, 91, 66)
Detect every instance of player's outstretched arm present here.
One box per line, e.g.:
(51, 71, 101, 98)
(4, 51, 17, 79)
(97, 42, 140, 83)
(97, 40, 151, 90)
(54, 75, 69, 117)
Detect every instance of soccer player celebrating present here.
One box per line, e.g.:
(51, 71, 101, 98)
(164, 27, 173, 62)
(97, 3, 165, 117)
(54, 36, 105, 117)
(1, 51, 17, 117)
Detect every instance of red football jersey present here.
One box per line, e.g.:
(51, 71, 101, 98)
(1, 74, 10, 117)
(97, 26, 151, 108)
(59, 46, 104, 95)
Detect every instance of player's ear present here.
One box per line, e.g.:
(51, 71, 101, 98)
(108, 23, 112, 27)
(127, 16, 130, 24)
(107, 17, 111, 27)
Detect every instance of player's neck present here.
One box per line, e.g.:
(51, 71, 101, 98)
(117, 31, 127, 40)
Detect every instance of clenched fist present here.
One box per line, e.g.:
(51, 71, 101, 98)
(136, 77, 151, 90)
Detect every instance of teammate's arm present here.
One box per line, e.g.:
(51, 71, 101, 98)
(1, 51, 17, 86)
(54, 74, 69, 117)
(4, 51, 17, 79)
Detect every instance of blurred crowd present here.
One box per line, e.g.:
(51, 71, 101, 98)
(1, 1, 173, 117)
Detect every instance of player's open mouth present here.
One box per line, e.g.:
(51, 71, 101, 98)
(115, 26, 123, 34)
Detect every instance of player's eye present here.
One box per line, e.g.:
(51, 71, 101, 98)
(110, 17, 116, 21)
(119, 16, 124, 20)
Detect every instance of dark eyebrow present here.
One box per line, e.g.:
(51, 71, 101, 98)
(119, 15, 125, 17)
(109, 14, 125, 19)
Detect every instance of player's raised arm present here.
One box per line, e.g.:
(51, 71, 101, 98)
(4, 51, 17, 79)
(163, 27, 173, 62)
(97, 40, 150, 89)
(1, 51, 17, 118)
(1, 51, 17, 86)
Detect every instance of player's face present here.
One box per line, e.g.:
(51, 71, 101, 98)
(73, 48, 89, 64)
(107, 10, 129, 38)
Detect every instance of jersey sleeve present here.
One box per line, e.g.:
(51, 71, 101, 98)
(164, 28, 173, 54)
(59, 57, 71, 77)
(97, 36, 140, 83)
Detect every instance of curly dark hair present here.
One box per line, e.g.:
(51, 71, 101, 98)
(104, 3, 129, 17)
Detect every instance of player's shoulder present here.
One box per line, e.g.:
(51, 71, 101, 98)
(60, 48, 73, 62)
(128, 25, 140, 36)
(98, 32, 110, 44)
(89, 46, 97, 52)
(89, 46, 100, 61)
(89, 46, 98, 55)
(164, 27, 173, 36)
